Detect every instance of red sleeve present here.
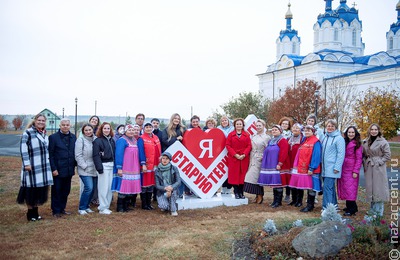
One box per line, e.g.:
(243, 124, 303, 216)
(277, 138, 289, 166)
(226, 132, 237, 157)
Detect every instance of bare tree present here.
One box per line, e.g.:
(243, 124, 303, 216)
(325, 78, 358, 132)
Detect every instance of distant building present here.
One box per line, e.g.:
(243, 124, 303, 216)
(37, 108, 61, 133)
(258, 0, 400, 100)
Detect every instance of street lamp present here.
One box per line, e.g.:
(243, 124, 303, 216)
(62, 108, 64, 118)
(75, 97, 78, 136)
(314, 89, 320, 121)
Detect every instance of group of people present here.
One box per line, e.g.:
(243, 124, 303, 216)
(17, 112, 391, 222)
(226, 115, 391, 217)
(18, 113, 182, 220)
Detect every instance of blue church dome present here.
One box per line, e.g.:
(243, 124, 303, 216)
(278, 3, 300, 41)
(335, 0, 360, 25)
(388, 1, 400, 35)
(317, 0, 339, 25)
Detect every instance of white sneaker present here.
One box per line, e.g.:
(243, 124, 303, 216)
(78, 210, 88, 215)
(85, 208, 94, 213)
(99, 209, 112, 215)
(171, 211, 178, 216)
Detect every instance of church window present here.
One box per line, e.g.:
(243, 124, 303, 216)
(292, 43, 296, 53)
(352, 30, 357, 46)
(334, 28, 338, 41)
(389, 37, 394, 50)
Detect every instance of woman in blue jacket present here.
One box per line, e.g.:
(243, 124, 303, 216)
(321, 119, 345, 209)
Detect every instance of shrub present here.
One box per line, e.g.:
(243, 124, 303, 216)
(321, 203, 343, 222)
(263, 219, 277, 235)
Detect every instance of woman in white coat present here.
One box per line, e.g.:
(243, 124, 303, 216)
(243, 119, 270, 203)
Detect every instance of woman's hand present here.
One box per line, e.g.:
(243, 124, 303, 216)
(276, 165, 281, 170)
(118, 169, 123, 177)
(52, 170, 59, 177)
(352, 173, 358, 179)
(24, 165, 31, 172)
(307, 170, 313, 175)
(177, 136, 183, 141)
(142, 165, 147, 172)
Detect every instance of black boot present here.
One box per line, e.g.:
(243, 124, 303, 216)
(141, 193, 147, 209)
(117, 197, 125, 212)
(344, 200, 358, 216)
(146, 192, 155, 210)
(271, 189, 283, 208)
(300, 193, 315, 212)
(27, 209, 36, 221)
(270, 189, 277, 206)
(295, 190, 304, 207)
(288, 188, 298, 206)
(132, 194, 137, 208)
(239, 185, 245, 199)
(122, 197, 130, 212)
(233, 185, 240, 199)
(142, 193, 151, 210)
(33, 207, 42, 220)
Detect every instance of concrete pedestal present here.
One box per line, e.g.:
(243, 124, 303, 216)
(177, 193, 248, 210)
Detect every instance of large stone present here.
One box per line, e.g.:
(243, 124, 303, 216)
(292, 221, 352, 258)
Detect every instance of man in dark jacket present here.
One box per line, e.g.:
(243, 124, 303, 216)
(151, 118, 163, 141)
(49, 118, 77, 217)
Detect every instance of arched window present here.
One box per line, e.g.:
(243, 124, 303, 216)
(352, 30, 357, 46)
(334, 28, 338, 41)
(389, 37, 394, 50)
(292, 42, 296, 53)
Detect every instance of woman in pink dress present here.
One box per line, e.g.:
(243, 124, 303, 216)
(289, 125, 322, 212)
(112, 124, 146, 212)
(337, 126, 362, 216)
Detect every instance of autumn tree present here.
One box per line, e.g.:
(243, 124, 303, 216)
(325, 78, 358, 132)
(268, 79, 327, 125)
(0, 115, 9, 131)
(219, 91, 270, 122)
(12, 115, 25, 130)
(354, 86, 400, 139)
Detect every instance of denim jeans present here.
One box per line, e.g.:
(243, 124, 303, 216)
(79, 176, 98, 210)
(322, 177, 337, 208)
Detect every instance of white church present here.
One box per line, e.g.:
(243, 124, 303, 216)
(257, 0, 400, 100)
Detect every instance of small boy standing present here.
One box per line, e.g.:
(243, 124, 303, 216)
(155, 152, 181, 216)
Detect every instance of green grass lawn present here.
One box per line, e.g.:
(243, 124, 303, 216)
(390, 142, 400, 162)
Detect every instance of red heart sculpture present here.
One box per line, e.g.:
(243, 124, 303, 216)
(182, 128, 226, 169)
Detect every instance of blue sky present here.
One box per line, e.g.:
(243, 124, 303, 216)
(0, 0, 397, 121)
